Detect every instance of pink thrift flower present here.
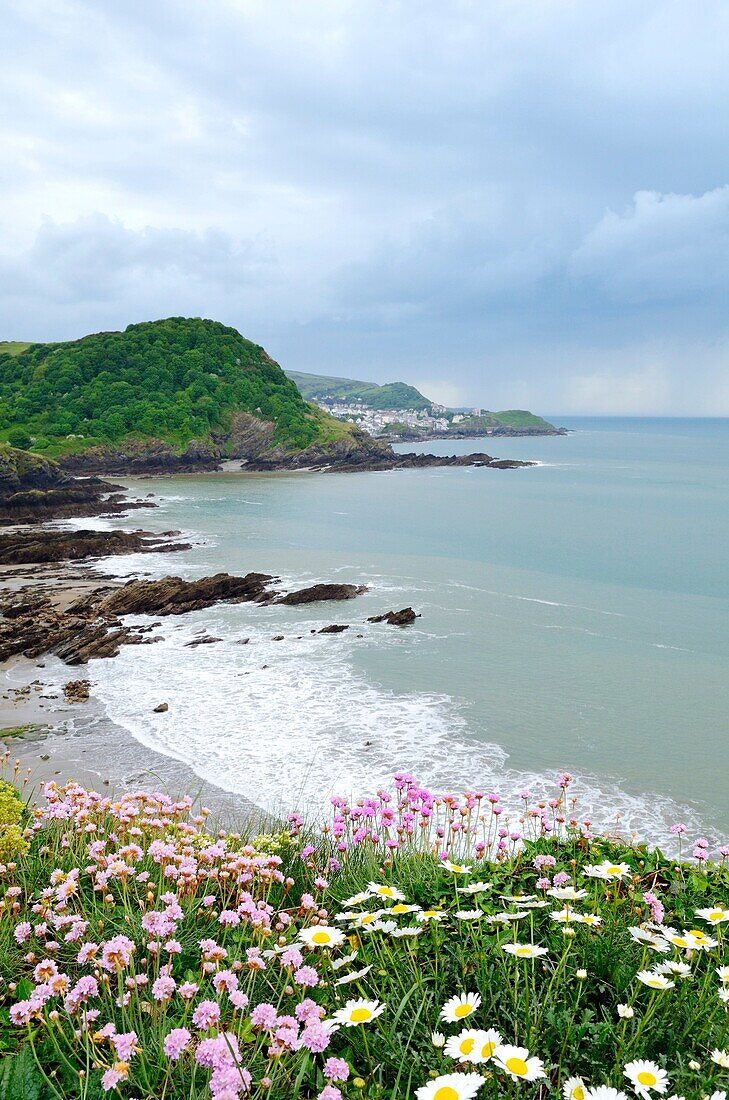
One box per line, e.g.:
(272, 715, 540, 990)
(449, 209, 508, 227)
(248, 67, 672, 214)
(163, 1027, 191, 1061)
(192, 1000, 221, 1029)
(294, 966, 319, 988)
(324, 1057, 349, 1082)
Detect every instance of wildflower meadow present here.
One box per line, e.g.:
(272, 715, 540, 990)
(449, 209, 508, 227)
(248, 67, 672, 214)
(1, 761, 728, 1100)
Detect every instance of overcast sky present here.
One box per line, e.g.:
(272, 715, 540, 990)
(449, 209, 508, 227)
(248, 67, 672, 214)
(2, 1, 729, 413)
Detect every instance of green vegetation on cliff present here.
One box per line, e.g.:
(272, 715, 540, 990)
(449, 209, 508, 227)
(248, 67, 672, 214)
(457, 409, 558, 431)
(0, 318, 344, 455)
(286, 369, 433, 410)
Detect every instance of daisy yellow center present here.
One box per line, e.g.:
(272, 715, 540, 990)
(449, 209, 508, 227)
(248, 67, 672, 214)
(391, 904, 408, 914)
(424, 911, 440, 917)
(454, 1004, 473, 1018)
(360, 914, 377, 924)
(350, 1007, 372, 1022)
(379, 887, 394, 897)
(688, 929, 705, 939)
(710, 910, 723, 919)
(506, 1056, 529, 1076)
(481, 1041, 496, 1058)
(637, 1071, 657, 1086)
(459, 1038, 475, 1054)
(607, 866, 623, 874)
(572, 1088, 585, 1100)
(312, 931, 331, 944)
(516, 946, 533, 956)
(433, 1088, 459, 1100)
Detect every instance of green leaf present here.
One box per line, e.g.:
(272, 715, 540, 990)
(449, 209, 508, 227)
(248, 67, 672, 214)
(0, 1046, 44, 1100)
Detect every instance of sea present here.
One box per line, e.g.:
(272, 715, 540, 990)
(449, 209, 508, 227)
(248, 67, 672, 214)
(76, 417, 729, 845)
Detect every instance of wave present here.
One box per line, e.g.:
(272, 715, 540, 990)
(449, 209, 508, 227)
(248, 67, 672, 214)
(89, 606, 712, 846)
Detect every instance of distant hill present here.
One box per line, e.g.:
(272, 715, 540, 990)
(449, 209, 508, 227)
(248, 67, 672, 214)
(456, 410, 558, 431)
(0, 318, 357, 457)
(285, 370, 433, 411)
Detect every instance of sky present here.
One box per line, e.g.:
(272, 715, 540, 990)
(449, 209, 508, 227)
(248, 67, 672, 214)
(2, 1, 729, 414)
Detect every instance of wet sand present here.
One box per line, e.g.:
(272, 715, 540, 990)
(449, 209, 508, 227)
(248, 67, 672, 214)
(0, 654, 269, 831)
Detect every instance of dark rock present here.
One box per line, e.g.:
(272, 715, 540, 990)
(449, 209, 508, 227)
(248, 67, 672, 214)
(235, 638, 250, 645)
(272, 635, 284, 641)
(93, 571, 276, 617)
(318, 624, 349, 634)
(277, 583, 367, 605)
(63, 679, 90, 703)
(184, 635, 223, 648)
(367, 607, 419, 626)
(0, 528, 190, 565)
(153, 703, 169, 713)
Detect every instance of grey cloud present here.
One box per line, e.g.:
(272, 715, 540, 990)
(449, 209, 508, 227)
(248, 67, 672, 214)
(1, 0, 729, 411)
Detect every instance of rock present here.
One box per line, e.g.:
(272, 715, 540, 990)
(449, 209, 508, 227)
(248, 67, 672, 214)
(92, 571, 276, 617)
(184, 635, 222, 648)
(63, 679, 90, 703)
(272, 635, 284, 641)
(0, 527, 191, 565)
(235, 638, 250, 645)
(277, 583, 367, 605)
(318, 624, 349, 634)
(153, 702, 169, 713)
(367, 607, 419, 626)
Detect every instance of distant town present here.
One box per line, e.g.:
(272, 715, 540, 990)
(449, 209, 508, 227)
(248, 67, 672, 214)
(312, 397, 497, 438)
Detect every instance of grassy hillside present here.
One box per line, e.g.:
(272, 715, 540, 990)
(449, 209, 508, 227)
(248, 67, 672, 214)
(286, 369, 433, 410)
(457, 410, 558, 431)
(0, 341, 32, 357)
(0, 318, 343, 455)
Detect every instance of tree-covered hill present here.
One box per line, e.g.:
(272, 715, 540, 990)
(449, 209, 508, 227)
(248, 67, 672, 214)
(0, 318, 346, 455)
(285, 370, 433, 410)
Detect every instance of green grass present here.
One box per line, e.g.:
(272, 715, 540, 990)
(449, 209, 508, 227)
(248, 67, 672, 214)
(0, 770, 727, 1099)
(0, 341, 32, 357)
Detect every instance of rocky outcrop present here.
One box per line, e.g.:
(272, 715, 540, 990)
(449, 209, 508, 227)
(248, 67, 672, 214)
(0, 528, 190, 565)
(63, 679, 90, 703)
(44, 411, 533, 477)
(60, 438, 221, 475)
(0, 447, 153, 525)
(277, 583, 367, 605)
(93, 572, 276, 618)
(318, 624, 350, 634)
(367, 608, 419, 626)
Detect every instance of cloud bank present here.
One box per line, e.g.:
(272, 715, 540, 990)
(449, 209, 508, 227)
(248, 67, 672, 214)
(1, 0, 728, 413)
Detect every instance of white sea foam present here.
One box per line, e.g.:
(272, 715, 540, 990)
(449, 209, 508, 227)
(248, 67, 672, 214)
(90, 603, 712, 845)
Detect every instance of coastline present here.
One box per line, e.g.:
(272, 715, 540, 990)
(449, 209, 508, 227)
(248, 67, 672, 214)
(1, 654, 269, 828)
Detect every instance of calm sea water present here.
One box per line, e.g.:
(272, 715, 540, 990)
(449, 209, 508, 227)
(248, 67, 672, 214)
(85, 417, 729, 842)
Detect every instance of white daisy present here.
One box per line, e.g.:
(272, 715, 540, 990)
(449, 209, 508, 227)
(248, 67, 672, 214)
(585, 1090, 629, 1099)
(502, 943, 548, 959)
(442, 860, 473, 874)
(455, 910, 485, 921)
(416, 909, 446, 923)
(444, 1028, 502, 1065)
(330, 997, 385, 1026)
(415, 1072, 485, 1100)
(711, 1049, 729, 1069)
(440, 992, 482, 1023)
(563, 1078, 587, 1100)
(367, 882, 406, 901)
(458, 882, 494, 895)
(583, 860, 631, 880)
(548, 887, 589, 901)
(493, 1044, 546, 1082)
(617, 1004, 635, 1018)
(334, 964, 373, 986)
(390, 926, 423, 938)
(623, 1059, 669, 1097)
(385, 902, 421, 916)
(341, 891, 371, 907)
(330, 950, 358, 970)
(696, 905, 729, 925)
(298, 926, 346, 949)
(636, 971, 674, 990)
